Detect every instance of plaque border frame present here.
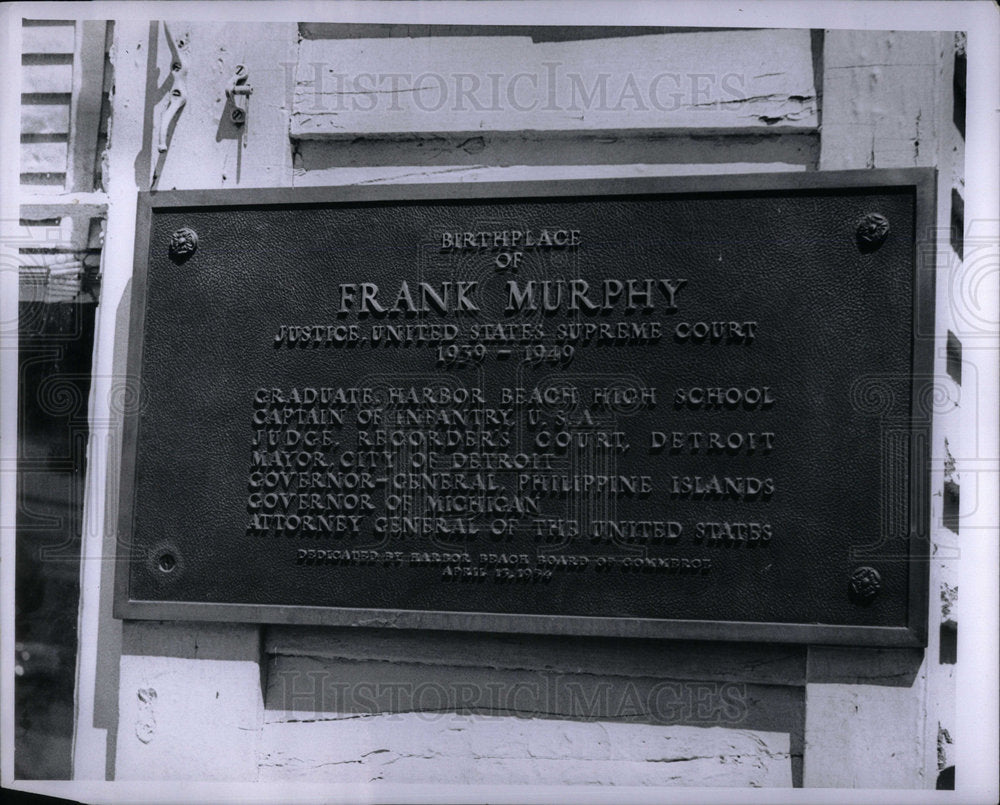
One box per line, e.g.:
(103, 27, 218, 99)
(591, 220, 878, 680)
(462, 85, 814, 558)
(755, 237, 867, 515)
(115, 168, 935, 647)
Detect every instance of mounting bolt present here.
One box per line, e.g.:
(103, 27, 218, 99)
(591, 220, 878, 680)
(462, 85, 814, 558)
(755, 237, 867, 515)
(856, 213, 890, 253)
(848, 566, 882, 605)
(168, 227, 198, 262)
(148, 542, 183, 579)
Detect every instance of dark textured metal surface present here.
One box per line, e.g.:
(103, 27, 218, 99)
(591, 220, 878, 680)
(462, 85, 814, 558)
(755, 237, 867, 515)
(115, 170, 934, 645)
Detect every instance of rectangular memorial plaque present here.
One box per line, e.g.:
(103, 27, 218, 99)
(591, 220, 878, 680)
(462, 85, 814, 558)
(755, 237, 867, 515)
(115, 169, 934, 646)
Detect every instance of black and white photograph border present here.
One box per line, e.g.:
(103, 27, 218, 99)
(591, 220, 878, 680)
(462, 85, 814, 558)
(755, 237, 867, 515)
(0, 1, 997, 804)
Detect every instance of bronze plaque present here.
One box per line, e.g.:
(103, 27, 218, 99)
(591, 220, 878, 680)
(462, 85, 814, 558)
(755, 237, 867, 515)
(115, 170, 934, 645)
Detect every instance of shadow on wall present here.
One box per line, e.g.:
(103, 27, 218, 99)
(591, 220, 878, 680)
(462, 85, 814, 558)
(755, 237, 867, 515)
(15, 302, 97, 779)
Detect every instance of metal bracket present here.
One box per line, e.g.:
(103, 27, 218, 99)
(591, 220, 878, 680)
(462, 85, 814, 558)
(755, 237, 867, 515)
(156, 25, 188, 153)
(226, 65, 253, 125)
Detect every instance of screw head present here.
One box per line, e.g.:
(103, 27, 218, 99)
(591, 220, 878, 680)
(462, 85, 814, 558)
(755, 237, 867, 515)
(147, 542, 183, 580)
(856, 213, 890, 253)
(849, 566, 882, 605)
(231, 106, 246, 125)
(168, 227, 198, 262)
